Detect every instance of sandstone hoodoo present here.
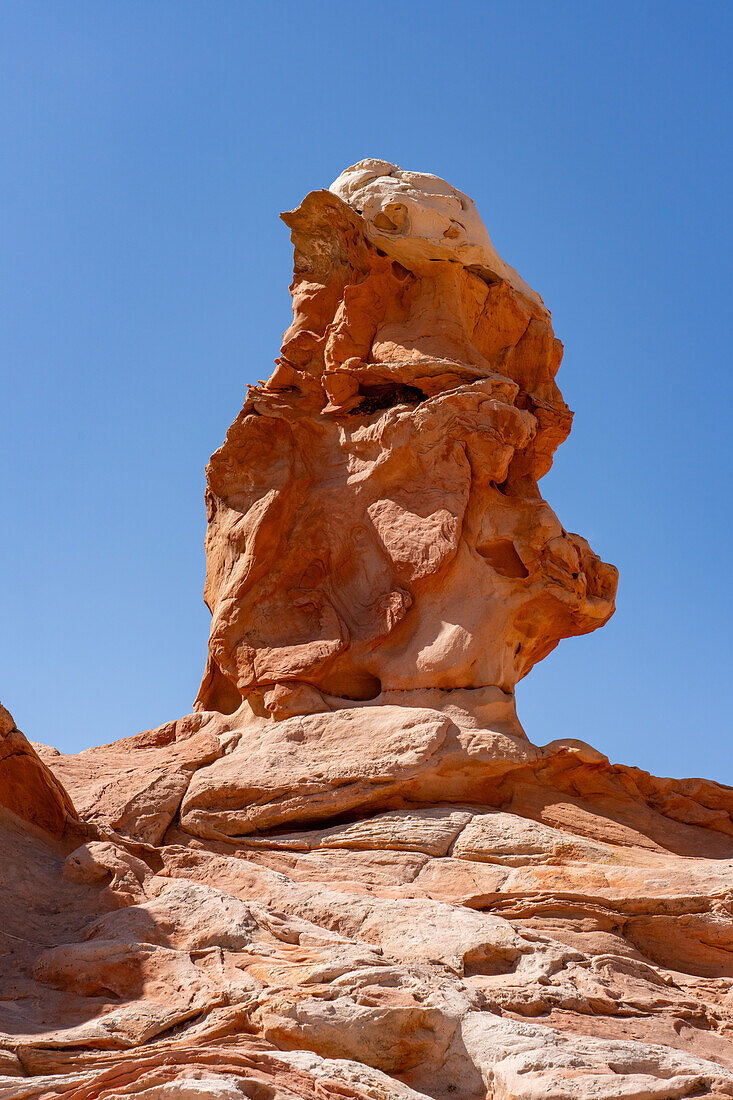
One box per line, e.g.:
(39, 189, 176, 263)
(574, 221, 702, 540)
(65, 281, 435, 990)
(195, 159, 617, 717)
(4, 163, 733, 1100)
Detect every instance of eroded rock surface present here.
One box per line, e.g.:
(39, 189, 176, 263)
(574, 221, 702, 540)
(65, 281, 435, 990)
(4, 162, 730, 1099)
(195, 158, 617, 714)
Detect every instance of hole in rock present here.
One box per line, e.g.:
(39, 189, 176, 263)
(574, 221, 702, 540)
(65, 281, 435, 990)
(315, 669, 382, 702)
(466, 264, 501, 288)
(373, 212, 398, 232)
(230, 800, 411, 841)
(477, 539, 529, 579)
(204, 663, 244, 715)
(391, 261, 411, 281)
(352, 383, 426, 416)
(227, 791, 511, 843)
(463, 951, 520, 978)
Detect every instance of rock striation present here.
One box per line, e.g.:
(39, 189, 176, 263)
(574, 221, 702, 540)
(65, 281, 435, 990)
(3, 161, 732, 1100)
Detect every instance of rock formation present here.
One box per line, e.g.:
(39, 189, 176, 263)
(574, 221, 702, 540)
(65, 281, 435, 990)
(3, 161, 733, 1099)
(195, 160, 616, 717)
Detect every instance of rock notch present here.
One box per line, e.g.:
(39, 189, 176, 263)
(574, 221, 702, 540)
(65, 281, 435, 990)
(5, 163, 733, 1100)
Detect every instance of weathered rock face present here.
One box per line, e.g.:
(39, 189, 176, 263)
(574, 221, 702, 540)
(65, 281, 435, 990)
(195, 159, 617, 715)
(0, 702, 76, 835)
(5, 162, 733, 1100)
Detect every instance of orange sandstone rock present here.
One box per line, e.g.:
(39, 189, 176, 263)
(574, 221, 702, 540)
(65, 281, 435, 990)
(0, 702, 76, 835)
(195, 161, 617, 715)
(5, 162, 733, 1100)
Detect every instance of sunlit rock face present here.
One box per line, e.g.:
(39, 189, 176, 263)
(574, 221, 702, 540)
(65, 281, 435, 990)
(329, 158, 542, 300)
(195, 160, 618, 716)
(9, 165, 733, 1100)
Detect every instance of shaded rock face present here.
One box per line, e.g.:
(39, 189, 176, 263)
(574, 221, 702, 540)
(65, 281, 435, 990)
(0, 702, 76, 835)
(195, 159, 617, 715)
(5, 163, 733, 1100)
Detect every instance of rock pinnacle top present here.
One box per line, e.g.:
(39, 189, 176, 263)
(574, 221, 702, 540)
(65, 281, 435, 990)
(330, 158, 542, 304)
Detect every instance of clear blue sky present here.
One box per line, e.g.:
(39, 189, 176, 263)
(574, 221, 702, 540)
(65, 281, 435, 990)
(2, 2, 731, 781)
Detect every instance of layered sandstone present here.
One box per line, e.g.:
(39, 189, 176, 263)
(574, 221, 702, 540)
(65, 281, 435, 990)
(2, 162, 731, 1100)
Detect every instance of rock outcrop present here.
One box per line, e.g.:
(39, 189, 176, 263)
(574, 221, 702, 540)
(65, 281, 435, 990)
(195, 160, 616, 716)
(3, 161, 732, 1100)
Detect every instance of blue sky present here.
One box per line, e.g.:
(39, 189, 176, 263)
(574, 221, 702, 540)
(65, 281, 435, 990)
(1, 2, 731, 780)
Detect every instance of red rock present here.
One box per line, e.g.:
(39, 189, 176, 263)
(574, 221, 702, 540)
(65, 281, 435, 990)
(195, 168, 616, 713)
(36, 711, 227, 844)
(5, 161, 733, 1099)
(0, 702, 76, 835)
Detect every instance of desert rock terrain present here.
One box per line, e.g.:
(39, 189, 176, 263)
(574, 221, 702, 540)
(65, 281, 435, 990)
(3, 161, 732, 1100)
